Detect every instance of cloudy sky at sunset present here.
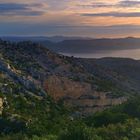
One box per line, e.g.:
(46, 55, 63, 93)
(0, 0, 140, 37)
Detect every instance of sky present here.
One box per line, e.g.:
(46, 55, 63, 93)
(0, 0, 140, 38)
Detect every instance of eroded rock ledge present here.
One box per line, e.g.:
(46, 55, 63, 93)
(44, 75, 127, 115)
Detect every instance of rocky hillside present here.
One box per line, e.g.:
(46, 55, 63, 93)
(0, 39, 138, 116)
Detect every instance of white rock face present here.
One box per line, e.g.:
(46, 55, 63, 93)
(0, 98, 3, 114)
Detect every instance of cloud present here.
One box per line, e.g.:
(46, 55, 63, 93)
(0, 3, 45, 16)
(81, 12, 140, 17)
(79, 0, 140, 8)
(119, 0, 140, 7)
(0, 21, 140, 38)
(0, 0, 140, 37)
(78, 2, 114, 8)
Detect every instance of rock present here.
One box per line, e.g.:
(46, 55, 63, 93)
(44, 75, 127, 115)
(0, 98, 3, 115)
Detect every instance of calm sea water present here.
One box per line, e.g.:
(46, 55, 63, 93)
(61, 49, 140, 60)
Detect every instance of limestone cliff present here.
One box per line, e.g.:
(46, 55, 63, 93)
(44, 75, 127, 115)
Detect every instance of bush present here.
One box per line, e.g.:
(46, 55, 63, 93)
(57, 121, 102, 140)
(85, 111, 130, 127)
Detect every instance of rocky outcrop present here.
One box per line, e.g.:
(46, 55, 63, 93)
(66, 92, 127, 115)
(0, 58, 42, 92)
(44, 75, 127, 115)
(0, 98, 3, 115)
(44, 75, 94, 100)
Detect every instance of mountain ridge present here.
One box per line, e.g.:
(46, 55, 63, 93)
(1, 39, 140, 116)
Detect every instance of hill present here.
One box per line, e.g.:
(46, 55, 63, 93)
(2, 37, 140, 55)
(0, 40, 140, 115)
(0, 39, 132, 116)
(40, 37, 140, 54)
(1, 39, 140, 139)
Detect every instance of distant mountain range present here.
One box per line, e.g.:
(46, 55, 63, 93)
(1, 36, 91, 43)
(2, 36, 140, 54)
(42, 37, 140, 54)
